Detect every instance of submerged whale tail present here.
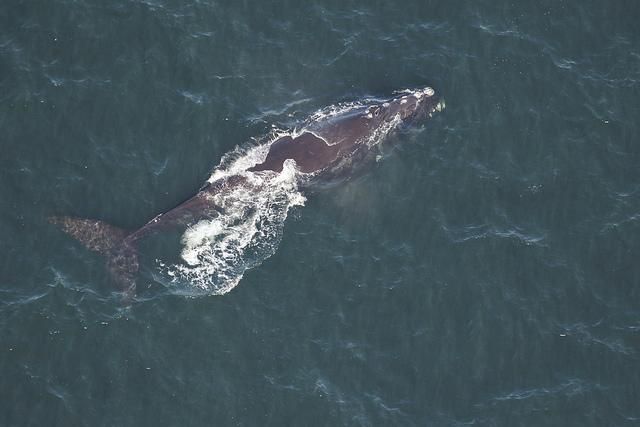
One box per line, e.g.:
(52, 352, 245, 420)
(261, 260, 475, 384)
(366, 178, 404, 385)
(48, 216, 139, 297)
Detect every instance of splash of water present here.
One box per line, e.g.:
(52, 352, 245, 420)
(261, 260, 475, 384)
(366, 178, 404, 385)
(160, 159, 305, 295)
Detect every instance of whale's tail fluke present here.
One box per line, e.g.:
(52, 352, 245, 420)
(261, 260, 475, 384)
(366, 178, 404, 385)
(48, 216, 139, 298)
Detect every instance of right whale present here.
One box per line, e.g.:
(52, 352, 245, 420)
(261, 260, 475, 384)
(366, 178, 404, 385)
(50, 87, 445, 298)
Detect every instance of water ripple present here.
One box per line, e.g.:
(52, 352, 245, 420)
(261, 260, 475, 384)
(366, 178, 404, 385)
(439, 220, 547, 247)
(489, 378, 604, 403)
(557, 321, 636, 356)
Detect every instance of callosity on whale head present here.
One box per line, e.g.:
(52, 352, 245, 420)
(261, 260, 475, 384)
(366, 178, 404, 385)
(367, 86, 445, 127)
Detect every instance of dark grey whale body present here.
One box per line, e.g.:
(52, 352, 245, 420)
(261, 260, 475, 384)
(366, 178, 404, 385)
(50, 87, 444, 298)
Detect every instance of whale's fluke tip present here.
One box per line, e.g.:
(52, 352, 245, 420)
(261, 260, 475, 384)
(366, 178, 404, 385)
(49, 216, 138, 298)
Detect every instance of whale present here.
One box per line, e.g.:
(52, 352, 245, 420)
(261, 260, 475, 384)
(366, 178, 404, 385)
(50, 87, 444, 298)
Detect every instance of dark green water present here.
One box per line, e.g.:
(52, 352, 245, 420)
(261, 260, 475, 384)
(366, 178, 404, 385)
(2, 1, 640, 425)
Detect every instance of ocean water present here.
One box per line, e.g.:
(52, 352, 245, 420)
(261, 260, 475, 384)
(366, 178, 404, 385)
(1, 0, 640, 425)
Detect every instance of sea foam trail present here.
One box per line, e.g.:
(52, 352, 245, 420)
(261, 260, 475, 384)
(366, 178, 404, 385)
(159, 153, 305, 295)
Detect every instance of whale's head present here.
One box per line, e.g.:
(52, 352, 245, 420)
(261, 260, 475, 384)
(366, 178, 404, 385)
(366, 87, 444, 129)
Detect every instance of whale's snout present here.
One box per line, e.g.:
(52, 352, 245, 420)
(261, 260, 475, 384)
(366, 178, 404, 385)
(385, 86, 444, 124)
(429, 97, 445, 117)
(360, 86, 444, 139)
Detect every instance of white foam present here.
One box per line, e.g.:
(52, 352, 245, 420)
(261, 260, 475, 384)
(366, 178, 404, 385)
(160, 160, 305, 295)
(305, 101, 368, 123)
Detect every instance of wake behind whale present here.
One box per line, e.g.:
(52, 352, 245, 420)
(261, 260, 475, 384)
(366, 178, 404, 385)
(50, 87, 445, 298)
